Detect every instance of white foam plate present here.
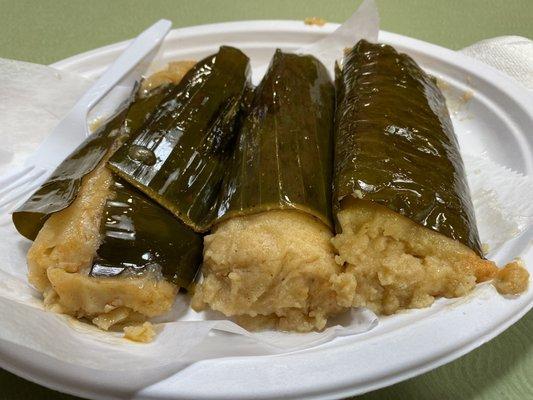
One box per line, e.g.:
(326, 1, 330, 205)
(1, 21, 532, 400)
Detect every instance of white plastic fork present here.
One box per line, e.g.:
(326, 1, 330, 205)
(0, 19, 172, 216)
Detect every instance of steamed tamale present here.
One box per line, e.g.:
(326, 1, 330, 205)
(192, 50, 356, 332)
(332, 40, 527, 315)
(18, 62, 204, 332)
(12, 109, 127, 241)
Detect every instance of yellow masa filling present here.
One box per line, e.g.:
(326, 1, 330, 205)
(193, 199, 529, 330)
(192, 210, 356, 332)
(332, 199, 527, 315)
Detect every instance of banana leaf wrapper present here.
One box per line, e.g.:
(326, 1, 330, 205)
(91, 179, 202, 288)
(108, 46, 251, 232)
(12, 84, 172, 241)
(334, 40, 482, 255)
(214, 49, 335, 229)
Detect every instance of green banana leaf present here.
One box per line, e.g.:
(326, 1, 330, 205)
(91, 179, 202, 288)
(108, 46, 251, 232)
(12, 109, 127, 241)
(12, 84, 172, 241)
(214, 49, 335, 229)
(334, 40, 482, 255)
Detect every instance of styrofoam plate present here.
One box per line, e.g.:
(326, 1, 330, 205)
(1, 21, 532, 400)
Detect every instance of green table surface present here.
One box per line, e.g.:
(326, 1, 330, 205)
(0, 0, 531, 399)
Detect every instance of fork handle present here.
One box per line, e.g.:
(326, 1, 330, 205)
(72, 19, 172, 116)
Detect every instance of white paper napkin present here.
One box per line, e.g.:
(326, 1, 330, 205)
(461, 35, 533, 89)
(459, 36, 533, 254)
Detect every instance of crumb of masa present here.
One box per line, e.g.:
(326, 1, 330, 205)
(124, 322, 156, 343)
(494, 259, 529, 295)
(304, 17, 327, 26)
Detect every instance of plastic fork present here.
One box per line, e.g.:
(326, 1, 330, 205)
(0, 19, 172, 217)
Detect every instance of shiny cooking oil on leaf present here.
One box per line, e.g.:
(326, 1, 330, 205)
(334, 40, 482, 255)
(214, 49, 336, 230)
(108, 46, 251, 233)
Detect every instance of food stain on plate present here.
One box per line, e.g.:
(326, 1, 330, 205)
(436, 76, 475, 120)
(304, 17, 327, 26)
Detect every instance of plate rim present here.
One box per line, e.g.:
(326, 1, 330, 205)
(2, 19, 532, 400)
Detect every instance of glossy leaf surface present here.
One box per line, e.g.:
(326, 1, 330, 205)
(108, 46, 251, 232)
(91, 179, 202, 288)
(215, 50, 335, 229)
(334, 40, 482, 255)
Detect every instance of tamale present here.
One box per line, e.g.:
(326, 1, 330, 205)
(20, 62, 204, 332)
(192, 50, 357, 332)
(334, 40, 481, 254)
(108, 46, 251, 232)
(331, 40, 505, 314)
